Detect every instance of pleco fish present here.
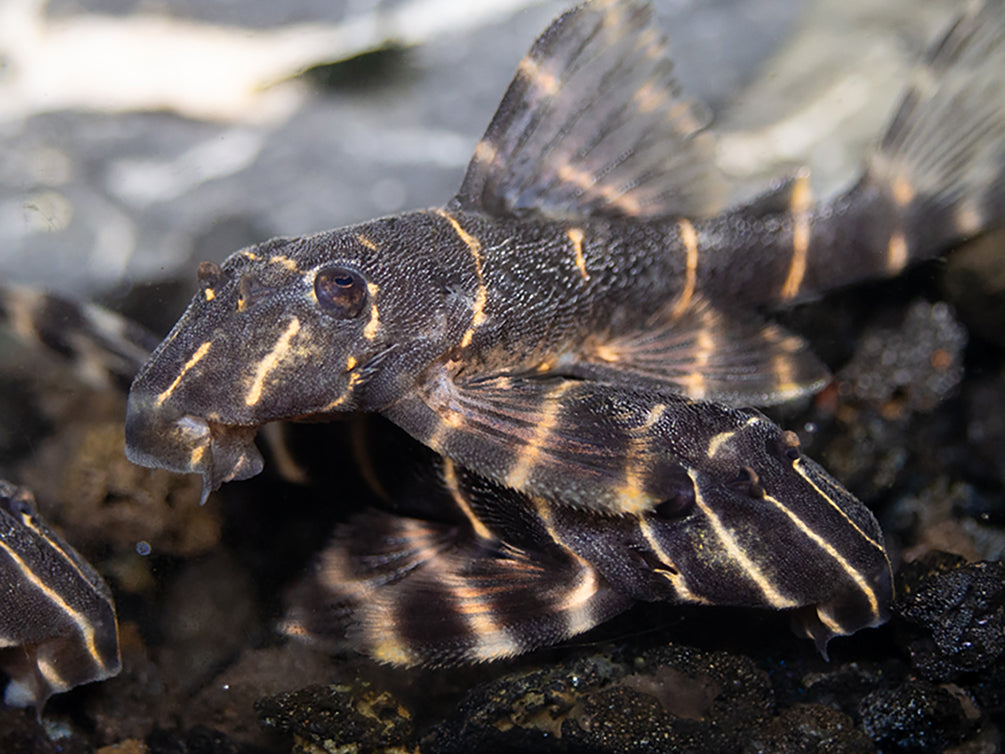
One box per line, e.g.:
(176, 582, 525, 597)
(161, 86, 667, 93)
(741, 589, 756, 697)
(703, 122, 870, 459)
(282, 405, 892, 664)
(124, 0, 1003, 660)
(0, 481, 120, 709)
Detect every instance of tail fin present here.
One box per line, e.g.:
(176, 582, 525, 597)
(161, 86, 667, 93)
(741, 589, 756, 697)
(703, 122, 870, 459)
(863, 0, 1004, 270)
(0, 284, 158, 391)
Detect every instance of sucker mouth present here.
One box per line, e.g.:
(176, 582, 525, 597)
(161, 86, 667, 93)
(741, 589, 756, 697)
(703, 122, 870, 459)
(125, 393, 264, 503)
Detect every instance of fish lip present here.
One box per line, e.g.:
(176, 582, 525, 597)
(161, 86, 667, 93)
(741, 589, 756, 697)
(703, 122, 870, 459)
(125, 393, 264, 503)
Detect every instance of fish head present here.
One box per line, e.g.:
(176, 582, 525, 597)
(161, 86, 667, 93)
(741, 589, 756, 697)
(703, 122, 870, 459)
(126, 214, 464, 499)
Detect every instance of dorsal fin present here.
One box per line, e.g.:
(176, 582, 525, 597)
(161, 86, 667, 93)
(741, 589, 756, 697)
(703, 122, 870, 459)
(453, 0, 726, 220)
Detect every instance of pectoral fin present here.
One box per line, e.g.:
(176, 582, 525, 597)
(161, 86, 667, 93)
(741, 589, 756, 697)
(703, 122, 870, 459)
(454, 0, 725, 220)
(385, 374, 749, 515)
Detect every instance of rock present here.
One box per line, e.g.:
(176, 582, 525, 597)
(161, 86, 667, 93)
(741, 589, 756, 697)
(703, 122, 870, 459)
(895, 554, 1005, 680)
(426, 644, 774, 753)
(858, 679, 970, 753)
(256, 679, 415, 754)
(745, 703, 874, 754)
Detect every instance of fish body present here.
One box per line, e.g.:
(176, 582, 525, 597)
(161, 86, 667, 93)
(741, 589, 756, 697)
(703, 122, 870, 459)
(285, 398, 892, 665)
(120, 0, 1005, 659)
(126, 0, 1004, 513)
(0, 283, 889, 660)
(0, 480, 120, 709)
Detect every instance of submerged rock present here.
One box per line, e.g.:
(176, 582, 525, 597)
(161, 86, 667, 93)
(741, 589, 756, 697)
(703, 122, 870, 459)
(426, 644, 773, 754)
(858, 679, 970, 753)
(256, 679, 415, 754)
(895, 554, 1005, 680)
(745, 703, 873, 754)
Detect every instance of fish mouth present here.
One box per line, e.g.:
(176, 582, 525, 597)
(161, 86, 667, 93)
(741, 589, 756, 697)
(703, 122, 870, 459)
(791, 553, 894, 659)
(125, 393, 264, 503)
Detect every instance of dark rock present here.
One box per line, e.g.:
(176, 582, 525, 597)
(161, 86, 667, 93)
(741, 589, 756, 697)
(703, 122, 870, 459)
(796, 662, 909, 721)
(0, 707, 90, 754)
(745, 703, 874, 754)
(894, 555, 1005, 679)
(146, 724, 269, 754)
(839, 300, 967, 413)
(425, 644, 773, 754)
(968, 663, 1005, 725)
(256, 679, 415, 754)
(858, 679, 970, 753)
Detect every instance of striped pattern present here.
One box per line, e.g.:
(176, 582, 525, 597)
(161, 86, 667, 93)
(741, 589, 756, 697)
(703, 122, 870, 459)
(290, 391, 892, 664)
(455, 0, 724, 219)
(118, 0, 1001, 667)
(0, 482, 120, 709)
(283, 463, 632, 665)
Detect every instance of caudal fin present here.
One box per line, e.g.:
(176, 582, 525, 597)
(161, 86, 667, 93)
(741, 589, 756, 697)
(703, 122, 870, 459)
(281, 508, 631, 666)
(863, 0, 1004, 269)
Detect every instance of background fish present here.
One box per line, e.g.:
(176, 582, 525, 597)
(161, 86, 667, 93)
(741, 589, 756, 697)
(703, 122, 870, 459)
(0, 480, 120, 710)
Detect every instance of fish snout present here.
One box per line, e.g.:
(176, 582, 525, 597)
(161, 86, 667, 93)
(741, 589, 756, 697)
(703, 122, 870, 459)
(125, 390, 263, 503)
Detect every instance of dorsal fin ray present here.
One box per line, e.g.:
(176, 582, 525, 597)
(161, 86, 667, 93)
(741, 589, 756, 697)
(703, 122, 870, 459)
(453, 0, 726, 220)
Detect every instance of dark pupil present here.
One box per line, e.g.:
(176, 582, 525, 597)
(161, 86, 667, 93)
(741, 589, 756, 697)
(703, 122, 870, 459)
(315, 266, 367, 318)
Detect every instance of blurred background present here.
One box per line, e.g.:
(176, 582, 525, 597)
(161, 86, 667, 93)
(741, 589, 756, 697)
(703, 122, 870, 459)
(0, 0, 960, 327)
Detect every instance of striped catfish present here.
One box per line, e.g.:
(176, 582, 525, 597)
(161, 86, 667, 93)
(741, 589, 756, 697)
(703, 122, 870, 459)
(125, 0, 1003, 514)
(0, 283, 886, 663)
(283, 399, 892, 664)
(0, 480, 120, 709)
(120, 0, 1003, 656)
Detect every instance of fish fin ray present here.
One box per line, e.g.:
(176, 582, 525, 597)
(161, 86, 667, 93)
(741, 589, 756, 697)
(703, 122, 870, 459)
(283, 508, 629, 665)
(454, 0, 726, 220)
(572, 297, 830, 406)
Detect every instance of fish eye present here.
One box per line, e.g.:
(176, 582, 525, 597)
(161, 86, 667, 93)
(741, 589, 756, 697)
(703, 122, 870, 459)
(314, 266, 367, 318)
